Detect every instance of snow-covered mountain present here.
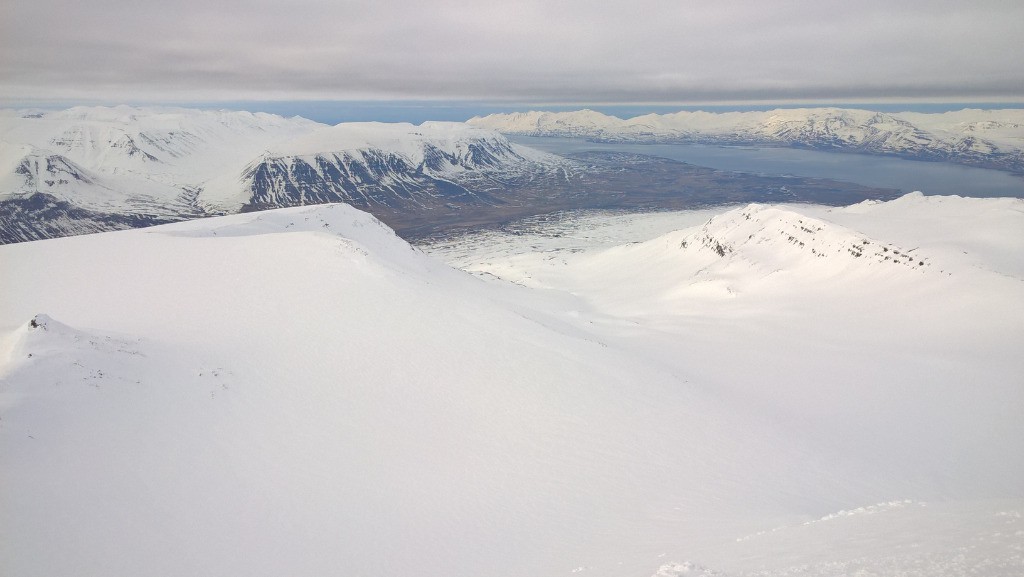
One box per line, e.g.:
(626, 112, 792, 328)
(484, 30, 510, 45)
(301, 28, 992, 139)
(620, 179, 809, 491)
(1, 105, 320, 184)
(3, 195, 1022, 577)
(0, 107, 568, 243)
(205, 121, 566, 213)
(0, 106, 317, 241)
(468, 107, 1024, 172)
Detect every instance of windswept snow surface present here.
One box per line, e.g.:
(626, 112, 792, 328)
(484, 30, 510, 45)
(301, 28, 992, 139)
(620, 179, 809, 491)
(3, 196, 1023, 576)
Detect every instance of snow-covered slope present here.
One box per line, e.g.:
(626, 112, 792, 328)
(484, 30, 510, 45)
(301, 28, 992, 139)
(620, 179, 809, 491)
(0, 203, 845, 577)
(423, 194, 1024, 568)
(569, 202, 935, 308)
(801, 191, 1024, 279)
(436, 199, 955, 308)
(469, 108, 1024, 172)
(4, 196, 1023, 576)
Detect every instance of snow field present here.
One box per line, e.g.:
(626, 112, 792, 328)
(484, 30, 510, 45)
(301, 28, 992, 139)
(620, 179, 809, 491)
(2, 195, 1023, 576)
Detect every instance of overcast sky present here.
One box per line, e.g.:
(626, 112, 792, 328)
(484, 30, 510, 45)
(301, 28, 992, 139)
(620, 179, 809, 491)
(2, 0, 1022, 106)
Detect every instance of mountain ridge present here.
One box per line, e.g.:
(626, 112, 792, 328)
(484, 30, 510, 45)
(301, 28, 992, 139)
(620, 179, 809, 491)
(468, 107, 1024, 173)
(0, 107, 572, 242)
(1, 106, 902, 244)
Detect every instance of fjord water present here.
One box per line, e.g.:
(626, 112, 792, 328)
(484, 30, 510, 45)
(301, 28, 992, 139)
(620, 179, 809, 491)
(511, 135, 1024, 198)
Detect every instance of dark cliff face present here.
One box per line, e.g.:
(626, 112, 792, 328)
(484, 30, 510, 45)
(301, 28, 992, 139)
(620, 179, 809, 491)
(1, 149, 208, 243)
(0, 193, 180, 244)
(241, 151, 480, 212)
(420, 138, 522, 170)
(238, 140, 528, 214)
(15, 154, 96, 189)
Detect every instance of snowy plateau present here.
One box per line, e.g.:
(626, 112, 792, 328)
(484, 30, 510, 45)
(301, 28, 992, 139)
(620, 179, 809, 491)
(468, 108, 1024, 173)
(2, 189, 1023, 576)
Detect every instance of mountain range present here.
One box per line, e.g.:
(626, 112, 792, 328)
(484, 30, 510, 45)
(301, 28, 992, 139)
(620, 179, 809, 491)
(0, 106, 924, 244)
(468, 107, 1024, 173)
(0, 106, 577, 243)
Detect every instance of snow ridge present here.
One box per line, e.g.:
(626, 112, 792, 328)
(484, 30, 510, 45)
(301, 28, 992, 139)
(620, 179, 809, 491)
(681, 203, 933, 276)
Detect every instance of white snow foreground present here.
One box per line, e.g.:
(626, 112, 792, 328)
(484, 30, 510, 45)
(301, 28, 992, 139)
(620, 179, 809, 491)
(2, 197, 1024, 577)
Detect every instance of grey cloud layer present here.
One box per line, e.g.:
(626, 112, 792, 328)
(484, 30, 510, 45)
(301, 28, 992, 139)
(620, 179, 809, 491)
(2, 0, 1022, 102)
